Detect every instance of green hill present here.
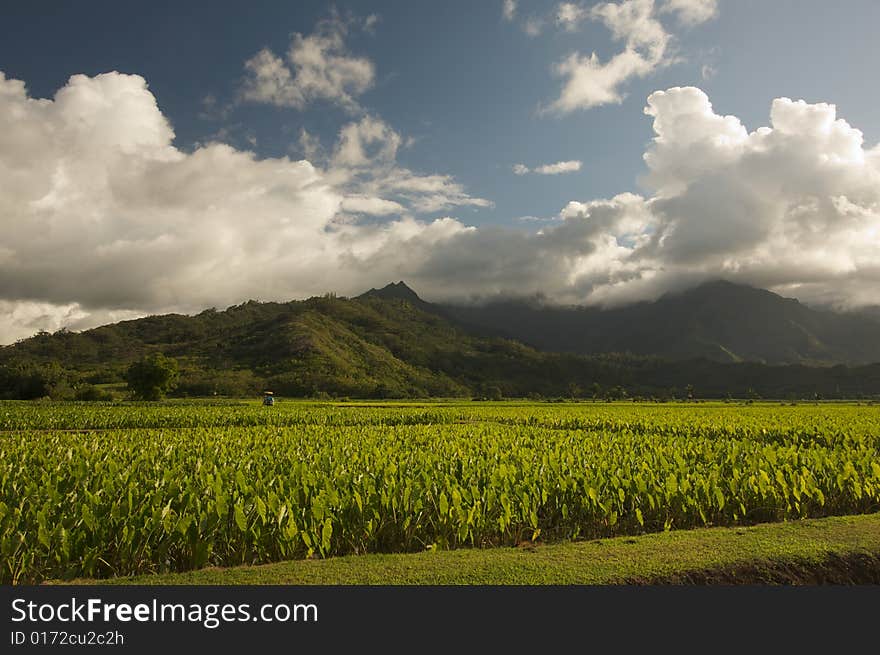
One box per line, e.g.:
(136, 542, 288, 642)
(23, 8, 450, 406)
(2, 284, 880, 400)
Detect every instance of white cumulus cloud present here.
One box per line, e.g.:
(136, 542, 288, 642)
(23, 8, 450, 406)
(241, 14, 375, 112)
(513, 160, 583, 175)
(659, 0, 719, 26)
(502, 0, 517, 21)
(322, 115, 492, 214)
(545, 0, 718, 114)
(546, 0, 671, 113)
(556, 2, 590, 31)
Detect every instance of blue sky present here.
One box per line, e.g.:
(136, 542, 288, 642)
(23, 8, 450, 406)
(1, 1, 879, 341)
(4, 0, 876, 224)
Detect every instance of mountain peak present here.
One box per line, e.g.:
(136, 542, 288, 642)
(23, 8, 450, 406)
(659, 279, 789, 305)
(672, 279, 757, 296)
(359, 281, 424, 304)
(676, 280, 807, 309)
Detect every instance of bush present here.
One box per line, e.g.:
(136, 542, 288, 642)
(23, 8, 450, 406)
(74, 384, 115, 402)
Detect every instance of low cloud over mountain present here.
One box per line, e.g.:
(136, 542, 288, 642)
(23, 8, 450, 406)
(1, 69, 879, 343)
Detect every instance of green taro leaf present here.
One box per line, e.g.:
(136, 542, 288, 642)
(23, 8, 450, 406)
(234, 503, 247, 532)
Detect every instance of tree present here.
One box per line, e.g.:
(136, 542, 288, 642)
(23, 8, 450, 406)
(126, 353, 178, 400)
(567, 382, 582, 401)
(475, 385, 504, 400)
(0, 361, 67, 399)
(605, 385, 628, 401)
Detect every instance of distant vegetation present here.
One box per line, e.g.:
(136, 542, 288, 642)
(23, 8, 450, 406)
(1, 283, 880, 401)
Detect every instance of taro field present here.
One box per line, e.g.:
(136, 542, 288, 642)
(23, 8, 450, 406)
(1, 400, 879, 583)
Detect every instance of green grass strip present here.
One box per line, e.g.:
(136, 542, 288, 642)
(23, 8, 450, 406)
(55, 513, 880, 585)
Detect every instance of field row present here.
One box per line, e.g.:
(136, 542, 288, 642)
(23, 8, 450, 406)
(2, 400, 879, 443)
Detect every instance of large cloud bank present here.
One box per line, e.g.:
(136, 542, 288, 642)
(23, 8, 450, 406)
(0, 71, 478, 342)
(1, 72, 879, 343)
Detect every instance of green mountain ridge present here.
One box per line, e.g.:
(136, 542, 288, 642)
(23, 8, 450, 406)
(2, 282, 880, 400)
(438, 280, 880, 366)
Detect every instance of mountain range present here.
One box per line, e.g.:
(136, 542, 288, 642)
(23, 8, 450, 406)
(429, 280, 880, 366)
(1, 280, 879, 400)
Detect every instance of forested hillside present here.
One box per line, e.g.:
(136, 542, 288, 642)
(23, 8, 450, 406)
(2, 284, 880, 400)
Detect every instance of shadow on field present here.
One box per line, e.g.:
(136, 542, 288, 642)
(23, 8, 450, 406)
(635, 552, 880, 585)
